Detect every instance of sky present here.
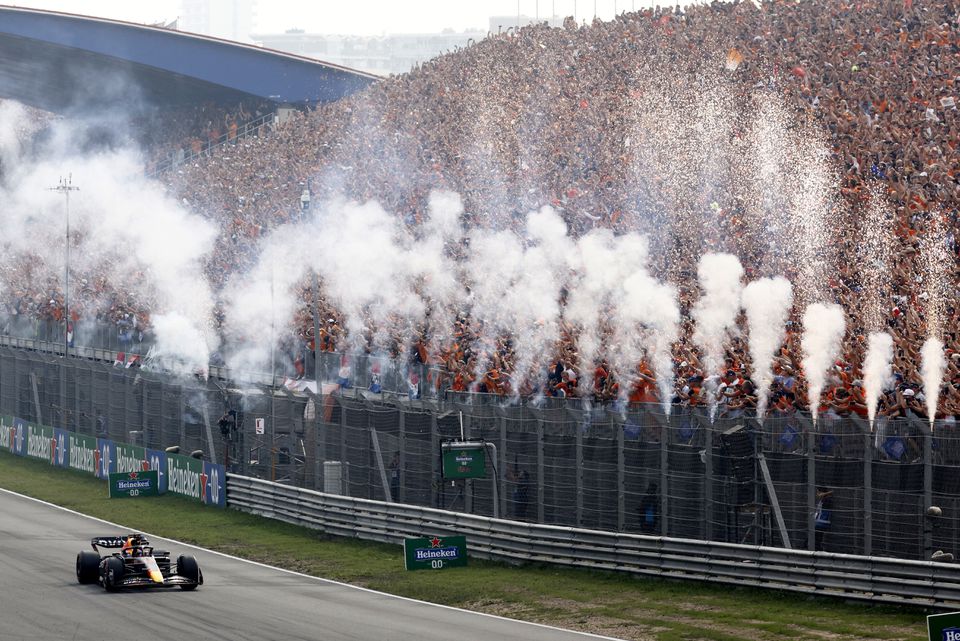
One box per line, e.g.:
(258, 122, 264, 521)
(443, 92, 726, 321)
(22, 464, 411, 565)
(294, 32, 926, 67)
(5, 1, 676, 36)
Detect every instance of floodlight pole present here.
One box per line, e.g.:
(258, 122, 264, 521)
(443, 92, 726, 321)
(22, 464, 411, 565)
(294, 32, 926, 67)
(50, 176, 78, 432)
(50, 175, 78, 358)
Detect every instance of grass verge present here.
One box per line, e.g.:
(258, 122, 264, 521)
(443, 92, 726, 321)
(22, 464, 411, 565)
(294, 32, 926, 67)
(0, 449, 929, 641)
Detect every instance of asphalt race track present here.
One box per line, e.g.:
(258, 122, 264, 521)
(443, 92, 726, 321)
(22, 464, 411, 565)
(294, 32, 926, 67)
(0, 489, 621, 641)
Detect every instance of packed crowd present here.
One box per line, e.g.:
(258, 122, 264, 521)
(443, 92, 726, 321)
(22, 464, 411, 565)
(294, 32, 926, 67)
(137, 99, 273, 174)
(8, 0, 960, 420)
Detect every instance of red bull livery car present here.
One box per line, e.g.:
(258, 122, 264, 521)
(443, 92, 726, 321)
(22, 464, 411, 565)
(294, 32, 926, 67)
(75, 533, 203, 591)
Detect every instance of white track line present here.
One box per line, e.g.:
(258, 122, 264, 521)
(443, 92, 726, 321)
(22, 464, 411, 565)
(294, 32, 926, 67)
(0, 486, 625, 641)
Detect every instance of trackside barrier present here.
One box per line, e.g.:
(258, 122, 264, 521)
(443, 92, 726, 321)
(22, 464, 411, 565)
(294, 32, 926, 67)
(0, 415, 224, 507)
(227, 473, 960, 609)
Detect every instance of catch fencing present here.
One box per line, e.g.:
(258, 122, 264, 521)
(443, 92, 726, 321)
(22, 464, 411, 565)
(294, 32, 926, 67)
(227, 473, 960, 609)
(1, 344, 959, 563)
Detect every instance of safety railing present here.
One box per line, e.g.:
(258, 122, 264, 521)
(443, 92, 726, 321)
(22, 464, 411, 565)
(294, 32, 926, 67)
(147, 111, 277, 177)
(227, 473, 960, 609)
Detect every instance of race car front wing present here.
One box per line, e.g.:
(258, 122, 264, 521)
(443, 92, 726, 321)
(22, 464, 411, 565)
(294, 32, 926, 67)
(112, 574, 201, 588)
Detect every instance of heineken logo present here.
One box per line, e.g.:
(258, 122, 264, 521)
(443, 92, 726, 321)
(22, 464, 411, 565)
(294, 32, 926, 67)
(27, 428, 51, 460)
(415, 547, 460, 561)
(69, 436, 97, 473)
(168, 459, 201, 499)
(116, 479, 152, 490)
(944, 628, 960, 641)
(415, 536, 460, 561)
(116, 448, 147, 474)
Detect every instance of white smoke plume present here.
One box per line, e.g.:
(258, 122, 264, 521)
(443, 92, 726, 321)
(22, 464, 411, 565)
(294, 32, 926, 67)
(463, 228, 527, 384)
(224, 194, 450, 376)
(511, 206, 573, 390)
(564, 229, 650, 398)
(741, 276, 793, 421)
(863, 331, 894, 429)
(618, 268, 679, 414)
(800, 303, 846, 425)
(313, 198, 425, 350)
(922, 338, 945, 428)
(692, 253, 744, 419)
(0, 108, 218, 375)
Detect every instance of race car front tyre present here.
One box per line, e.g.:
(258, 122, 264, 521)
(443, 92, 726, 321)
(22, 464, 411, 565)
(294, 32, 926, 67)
(176, 555, 200, 590)
(103, 557, 124, 591)
(76, 551, 100, 584)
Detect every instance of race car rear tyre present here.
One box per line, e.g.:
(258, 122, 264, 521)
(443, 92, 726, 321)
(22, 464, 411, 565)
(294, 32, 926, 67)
(103, 557, 124, 592)
(176, 555, 200, 590)
(76, 551, 100, 584)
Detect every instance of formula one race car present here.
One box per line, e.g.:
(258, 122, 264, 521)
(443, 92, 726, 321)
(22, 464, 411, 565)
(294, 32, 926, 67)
(76, 533, 203, 591)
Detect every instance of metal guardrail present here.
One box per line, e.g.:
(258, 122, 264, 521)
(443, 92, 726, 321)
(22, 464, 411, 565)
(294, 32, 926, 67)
(227, 473, 960, 610)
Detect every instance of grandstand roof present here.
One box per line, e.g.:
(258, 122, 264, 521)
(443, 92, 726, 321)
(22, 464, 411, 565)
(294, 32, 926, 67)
(0, 5, 380, 113)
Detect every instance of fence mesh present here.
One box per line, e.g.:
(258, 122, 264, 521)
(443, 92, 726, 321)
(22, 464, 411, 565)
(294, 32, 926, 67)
(2, 347, 957, 562)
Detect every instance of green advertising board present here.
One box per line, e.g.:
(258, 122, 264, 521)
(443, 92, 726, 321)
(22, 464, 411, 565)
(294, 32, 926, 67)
(108, 470, 159, 498)
(928, 612, 960, 641)
(404, 535, 468, 571)
(441, 442, 486, 479)
(114, 442, 149, 474)
(166, 453, 204, 501)
(24, 423, 54, 462)
(68, 433, 98, 475)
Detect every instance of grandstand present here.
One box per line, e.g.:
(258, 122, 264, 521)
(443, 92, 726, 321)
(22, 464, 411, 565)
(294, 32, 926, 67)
(0, 0, 958, 425)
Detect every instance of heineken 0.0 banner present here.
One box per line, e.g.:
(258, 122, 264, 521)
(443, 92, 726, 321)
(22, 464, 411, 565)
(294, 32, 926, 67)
(166, 452, 204, 501)
(0, 413, 225, 508)
(928, 612, 960, 641)
(441, 442, 486, 479)
(114, 442, 150, 475)
(68, 433, 98, 475)
(404, 535, 468, 571)
(109, 470, 159, 498)
(165, 453, 225, 507)
(25, 423, 54, 463)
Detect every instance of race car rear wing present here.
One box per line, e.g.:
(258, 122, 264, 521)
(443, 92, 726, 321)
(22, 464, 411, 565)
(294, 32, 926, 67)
(91, 534, 149, 551)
